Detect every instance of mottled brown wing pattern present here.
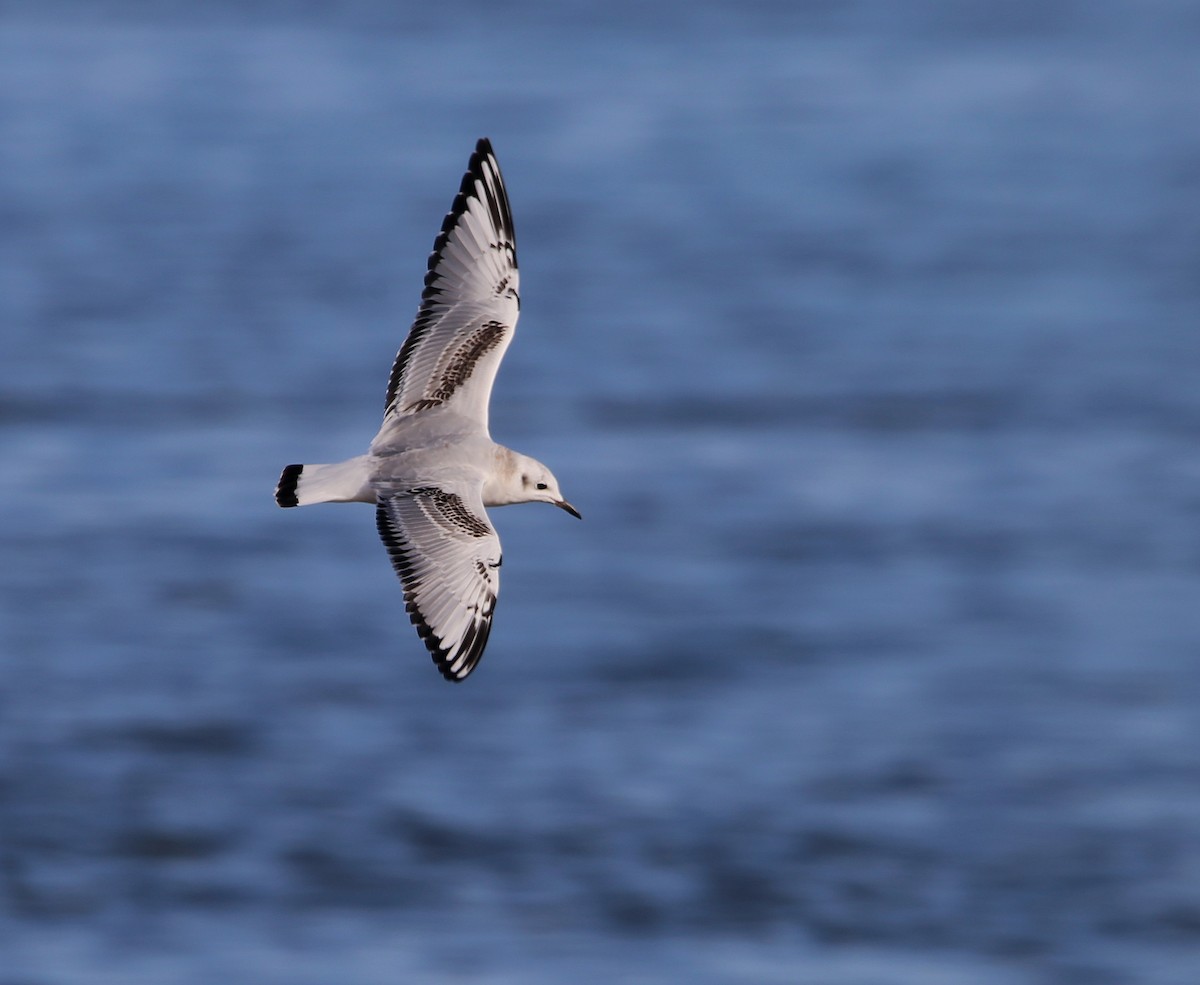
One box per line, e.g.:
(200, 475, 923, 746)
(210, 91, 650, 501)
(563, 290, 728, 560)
(404, 319, 508, 413)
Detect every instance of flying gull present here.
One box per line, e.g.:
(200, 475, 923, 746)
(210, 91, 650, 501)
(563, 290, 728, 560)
(275, 138, 579, 682)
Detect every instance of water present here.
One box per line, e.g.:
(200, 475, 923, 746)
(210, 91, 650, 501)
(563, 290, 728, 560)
(2, 2, 1199, 982)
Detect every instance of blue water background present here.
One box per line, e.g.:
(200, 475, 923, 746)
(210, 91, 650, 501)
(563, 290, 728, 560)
(2, 2, 1199, 982)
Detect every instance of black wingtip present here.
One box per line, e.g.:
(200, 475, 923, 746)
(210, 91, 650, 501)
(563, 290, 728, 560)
(424, 138, 514, 283)
(408, 600, 491, 683)
(275, 464, 302, 508)
(430, 614, 492, 683)
(436, 660, 469, 684)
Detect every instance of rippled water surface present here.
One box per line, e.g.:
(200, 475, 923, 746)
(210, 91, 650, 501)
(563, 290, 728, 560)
(2, 3, 1200, 982)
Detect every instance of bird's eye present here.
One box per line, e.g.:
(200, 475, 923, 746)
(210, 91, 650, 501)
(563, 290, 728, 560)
(536, 482, 548, 491)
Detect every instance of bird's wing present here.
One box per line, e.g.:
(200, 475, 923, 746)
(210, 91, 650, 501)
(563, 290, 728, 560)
(375, 482, 501, 681)
(382, 138, 519, 433)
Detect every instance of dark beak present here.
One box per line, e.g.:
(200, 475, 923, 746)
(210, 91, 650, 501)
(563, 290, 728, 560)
(555, 499, 582, 519)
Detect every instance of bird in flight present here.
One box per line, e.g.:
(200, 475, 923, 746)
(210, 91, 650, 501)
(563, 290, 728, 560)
(275, 138, 579, 681)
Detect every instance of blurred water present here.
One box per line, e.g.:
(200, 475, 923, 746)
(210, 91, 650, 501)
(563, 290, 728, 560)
(2, 2, 1200, 983)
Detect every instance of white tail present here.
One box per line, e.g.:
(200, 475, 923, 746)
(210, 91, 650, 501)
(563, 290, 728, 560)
(275, 456, 374, 507)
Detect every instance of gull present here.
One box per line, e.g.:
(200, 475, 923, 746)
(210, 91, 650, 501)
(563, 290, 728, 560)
(275, 138, 579, 682)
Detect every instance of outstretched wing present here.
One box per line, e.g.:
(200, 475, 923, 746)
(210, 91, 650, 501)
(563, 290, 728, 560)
(375, 483, 502, 681)
(382, 138, 519, 432)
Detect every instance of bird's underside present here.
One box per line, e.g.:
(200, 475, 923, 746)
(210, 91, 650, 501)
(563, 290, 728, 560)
(275, 138, 570, 682)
